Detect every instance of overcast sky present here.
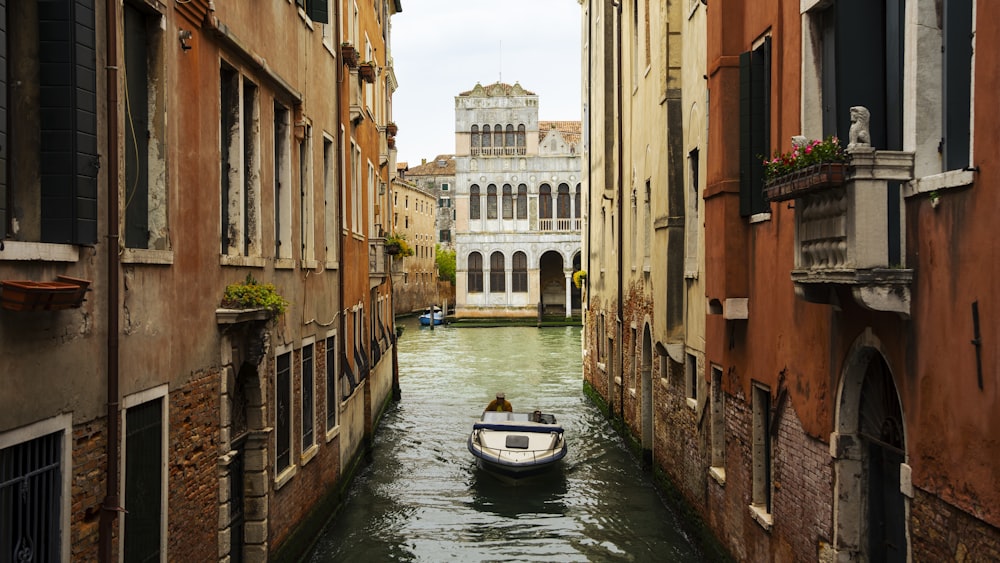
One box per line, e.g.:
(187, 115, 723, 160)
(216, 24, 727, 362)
(390, 1, 583, 167)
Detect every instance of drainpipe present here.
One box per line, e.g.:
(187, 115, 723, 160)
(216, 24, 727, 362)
(615, 0, 625, 423)
(98, 0, 121, 560)
(335, 0, 347, 412)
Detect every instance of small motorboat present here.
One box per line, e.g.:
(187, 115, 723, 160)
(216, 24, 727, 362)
(419, 306, 445, 326)
(468, 410, 567, 479)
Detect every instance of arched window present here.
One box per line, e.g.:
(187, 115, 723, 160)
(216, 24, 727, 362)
(486, 184, 497, 219)
(471, 125, 480, 148)
(557, 183, 571, 219)
(517, 124, 526, 148)
(505, 124, 515, 147)
(490, 252, 505, 292)
(512, 251, 528, 292)
(468, 252, 483, 292)
(493, 124, 503, 148)
(539, 184, 552, 219)
(481, 125, 491, 148)
(470, 184, 481, 220)
(502, 184, 513, 219)
(516, 184, 527, 219)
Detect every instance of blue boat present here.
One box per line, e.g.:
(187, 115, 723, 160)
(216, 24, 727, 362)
(419, 306, 445, 326)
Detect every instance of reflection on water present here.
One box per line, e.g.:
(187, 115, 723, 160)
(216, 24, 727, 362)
(306, 318, 707, 562)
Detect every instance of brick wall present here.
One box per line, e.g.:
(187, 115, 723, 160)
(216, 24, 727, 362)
(772, 400, 833, 558)
(269, 342, 343, 554)
(168, 368, 222, 560)
(71, 420, 107, 562)
(911, 487, 1000, 560)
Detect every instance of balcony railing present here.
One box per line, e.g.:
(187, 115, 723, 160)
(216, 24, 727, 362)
(538, 218, 581, 232)
(772, 145, 915, 316)
(470, 146, 526, 157)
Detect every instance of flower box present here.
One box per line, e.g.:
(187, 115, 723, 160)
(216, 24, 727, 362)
(764, 162, 846, 202)
(340, 43, 358, 68)
(0, 276, 90, 311)
(358, 63, 375, 83)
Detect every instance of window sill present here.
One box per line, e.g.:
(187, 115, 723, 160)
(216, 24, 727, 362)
(275, 258, 295, 270)
(686, 397, 698, 411)
(220, 255, 266, 268)
(749, 212, 772, 224)
(325, 260, 340, 271)
(300, 443, 319, 466)
(0, 241, 80, 263)
(709, 466, 726, 486)
(121, 248, 174, 265)
(273, 464, 297, 491)
(904, 168, 975, 199)
(748, 504, 773, 531)
(302, 259, 319, 270)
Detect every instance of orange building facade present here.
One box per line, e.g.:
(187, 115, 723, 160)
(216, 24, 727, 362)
(584, 0, 999, 559)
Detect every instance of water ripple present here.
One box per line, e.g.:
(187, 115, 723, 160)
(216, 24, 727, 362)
(306, 320, 706, 562)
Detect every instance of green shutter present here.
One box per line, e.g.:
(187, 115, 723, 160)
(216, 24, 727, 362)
(308, 0, 329, 24)
(750, 38, 771, 215)
(38, 0, 98, 244)
(739, 51, 752, 216)
(0, 0, 7, 239)
(943, 0, 972, 170)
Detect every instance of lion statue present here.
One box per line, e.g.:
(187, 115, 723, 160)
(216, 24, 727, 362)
(848, 106, 871, 150)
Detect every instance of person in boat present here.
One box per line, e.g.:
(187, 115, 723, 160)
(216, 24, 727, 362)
(485, 392, 512, 412)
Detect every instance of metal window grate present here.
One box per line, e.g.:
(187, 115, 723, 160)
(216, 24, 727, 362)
(1, 431, 61, 563)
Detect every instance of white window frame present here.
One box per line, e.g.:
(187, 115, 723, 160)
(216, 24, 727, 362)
(121, 384, 169, 563)
(0, 413, 73, 562)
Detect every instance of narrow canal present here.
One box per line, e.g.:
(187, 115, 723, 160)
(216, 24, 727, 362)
(305, 317, 710, 562)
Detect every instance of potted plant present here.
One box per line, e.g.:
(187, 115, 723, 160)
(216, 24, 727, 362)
(220, 274, 288, 314)
(358, 61, 376, 83)
(573, 270, 588, 289)
(384, 233, 413, 257)
(763, 136, 848, 202)
(386, 122, 398, 136)
(340, 42, 358, 67)
(387, 135, 396, 149)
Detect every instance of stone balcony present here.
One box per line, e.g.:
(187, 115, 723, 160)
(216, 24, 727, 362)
(369, 238, 388, 280)
(770, 147, 915, 316)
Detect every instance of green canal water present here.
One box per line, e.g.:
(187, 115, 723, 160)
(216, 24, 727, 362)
(305, 317, 711, 562)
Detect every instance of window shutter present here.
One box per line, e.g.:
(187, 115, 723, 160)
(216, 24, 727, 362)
(38, 0, 98, 244)
(750, 38, 771, 215)
(738, 51, 752, 217)
(0, 0, 7, 239)
(943, 0, 972, 170)
(308, 0, 329, 24)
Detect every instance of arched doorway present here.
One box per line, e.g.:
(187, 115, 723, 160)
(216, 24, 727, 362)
(218, 322, 271, 562)
(538, 250, 565, 314)
(640, 323, 653, 466)
(833, 330, 908, 562)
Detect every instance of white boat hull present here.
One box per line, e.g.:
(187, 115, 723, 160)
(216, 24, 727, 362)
(468, 411, 567, 479)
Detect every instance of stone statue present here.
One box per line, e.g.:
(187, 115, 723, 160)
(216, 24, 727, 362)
(848, 106, 871, 150)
